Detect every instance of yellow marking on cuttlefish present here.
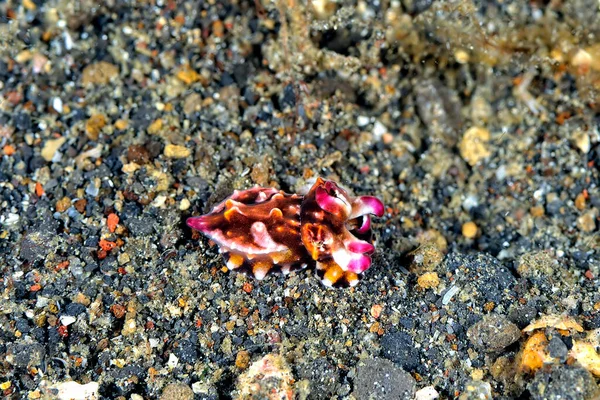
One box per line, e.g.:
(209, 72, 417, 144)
(227, 254, 244, 269)
(323, 262, 344, 284)
(271, 250, 293, 264)
(252, 260, 272, 280)
(224, 208, 237, 221)
(270, 208, 283, 219)
(345, 271, 359, 286)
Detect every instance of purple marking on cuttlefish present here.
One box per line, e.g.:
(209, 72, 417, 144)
(187, 215, 210, 232)
(315, 186, 351, 217)
(347, 254, 372, 274)
(347, 239, 375, 255)
(350, 196, 385, 219)
(354, 215, 371, 234)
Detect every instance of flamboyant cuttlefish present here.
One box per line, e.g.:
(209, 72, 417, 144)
(187, 178, 384, 287)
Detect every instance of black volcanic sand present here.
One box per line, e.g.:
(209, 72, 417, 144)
(1, 1, 600, 399)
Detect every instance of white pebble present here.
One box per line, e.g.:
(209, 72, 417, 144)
(85, 183, 99, 197)
(495, 165, 507, 181)
(49, 380, 99, 400)
(415, 386, 439, 400)
(36, 296, 50, 308)
(59, 315, 76, 326)
(442, 285, 460, 305)
(167, 353, 179, 368)
(179, 198, 191, 211)
(372, 121, 387, 139)
(52, 97, 63, 113)
(1, 213, 20, 226)
(357, 115, 370, 127)
(462, 194, 478, 211)
(151, 195, 167, 208)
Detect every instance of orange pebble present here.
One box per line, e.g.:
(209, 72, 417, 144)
(99, 239, 116, 251)
(35, 182, 44, 197)
(107, 213, 119, 233)
(520, 331, 548, 373)
(3, 144, 15, 156)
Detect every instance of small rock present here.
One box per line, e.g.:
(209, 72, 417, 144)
(458, 380, 492, 400)
(380, 331, 419, 370)
(121, 318, 136, 336)
(85, 114, 107, 140)
(575, 193, 586, 210)
(191, 381, 218, 399)
(462, 221, 478, 239)
(417, 272, 440, 289)
(251, 161, 270, 187)
(59, 315, 76, 326)
(352, 357, 416, 400)
(415, 386, 439, 400)
(164, 144, 191, 159)
(528, 365, 600, 400)
(127, 145, 150, 164)
(147, 119, 163, 134)
(459, 127, 491, 166)
(467, 314, 521, 352)
(125, 214, 156, 236)
(547, 336, 569, 361)
(183, 93, 202, 115)
(572, 129, 590, 153)
(118, 252, 130, 265)
(41, 137, 66, 162)
(577, 209, 597, 232)
(114, 119, 128, 130)
(74, 199, 87, 214)
(47, 380, 99, 400)
(55, 197, 72, 212)
(85, 182, 99, 197)
(235, 351, 250, 369)
(417, 230, 448, 252)
(236, 354, 294, 400)
(6, 341, 46, 367)
(173, 340, 198, 364)
(81, 61, 119, 86)
(20, 231, 53, 263)
(310, 0, 337, 19)
(160, 383, 194, 400)
(517, 251, 556, 280)
(179, 198, 191, 211)
(296, 358, 340, 399)
(176, 67, 202, 85)
(63, 302, 86, 316)
(409, 242, 444, 273)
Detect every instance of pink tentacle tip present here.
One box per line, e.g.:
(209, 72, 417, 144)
(347, 240, 375, 255)
(315, 185, 350, 216)
(347, 255, 372, 274)
(186, 216, 210, 232)
(355, 215, 371, 234)
(351, 196, 385, 218)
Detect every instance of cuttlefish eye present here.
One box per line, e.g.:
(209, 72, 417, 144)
(301, 223, 334, 261)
